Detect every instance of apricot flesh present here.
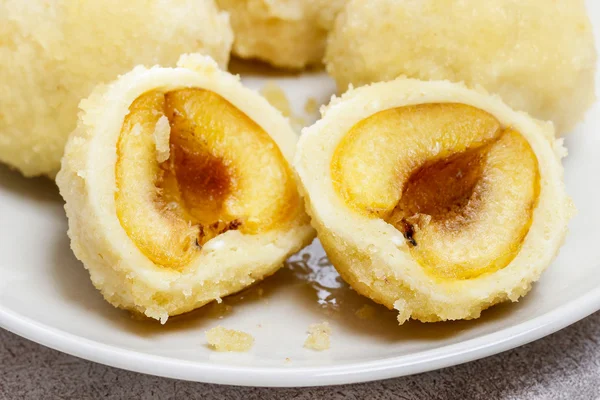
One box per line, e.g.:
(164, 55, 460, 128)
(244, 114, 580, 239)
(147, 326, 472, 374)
(116, 89, 298, 270)
(331, 104, 540, 280)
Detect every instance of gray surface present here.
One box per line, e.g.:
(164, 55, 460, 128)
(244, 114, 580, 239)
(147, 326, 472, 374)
(2, 313, 600, 399)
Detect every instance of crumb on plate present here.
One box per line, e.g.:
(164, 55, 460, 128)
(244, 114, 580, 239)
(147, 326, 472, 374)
(304, 321, 331, 351)
(205, 326, 254, 352)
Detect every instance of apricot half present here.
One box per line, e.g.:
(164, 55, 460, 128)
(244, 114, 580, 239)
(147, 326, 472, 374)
(295, 78, 573, 323)
(332, 104, 540, 280)
(116, 89, 298, 270)
(57, 55, 314, 321)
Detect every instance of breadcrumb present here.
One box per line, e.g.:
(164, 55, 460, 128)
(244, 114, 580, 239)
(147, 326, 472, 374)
(206, 326, 254, 352)
(304, 322, 331, 351)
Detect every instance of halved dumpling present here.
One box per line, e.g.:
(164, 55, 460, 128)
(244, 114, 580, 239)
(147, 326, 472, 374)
(295, 79, 574, 323)
(57, 54, 314, 322)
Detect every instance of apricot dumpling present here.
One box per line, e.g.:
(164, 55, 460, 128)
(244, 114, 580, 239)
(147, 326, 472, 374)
(325, 0, 596, 134)
(295, 79, 574, 323)
(0, 0, 232, 177)
(57, 54, 314, 322)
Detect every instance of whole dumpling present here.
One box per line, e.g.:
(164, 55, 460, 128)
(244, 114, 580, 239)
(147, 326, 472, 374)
(0, 0, 233, 177)
(325, 0, 597, 134)
(217, 0, 347, 69)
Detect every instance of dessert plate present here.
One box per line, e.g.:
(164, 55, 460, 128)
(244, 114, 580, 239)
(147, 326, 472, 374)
(1, 3, 599, 386)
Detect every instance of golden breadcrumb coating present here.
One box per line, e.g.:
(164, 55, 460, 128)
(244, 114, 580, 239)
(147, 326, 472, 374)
(217, 0, 347, 69)
(56, 54, 314, 322)
(295, 78, 574, 324)
(0, 0, 233, 177)
(206, 326, 254, 352)
(325, 0, 596, 134)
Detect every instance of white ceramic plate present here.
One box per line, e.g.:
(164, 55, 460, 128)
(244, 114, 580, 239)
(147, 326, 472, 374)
(1, 4, 600, 387)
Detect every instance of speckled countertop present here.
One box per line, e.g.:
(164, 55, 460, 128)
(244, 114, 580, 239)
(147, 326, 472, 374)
(2, 312, 600, 399)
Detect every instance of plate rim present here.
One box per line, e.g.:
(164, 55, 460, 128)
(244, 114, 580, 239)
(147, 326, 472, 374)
(2, 281, 600, 387)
